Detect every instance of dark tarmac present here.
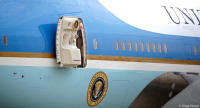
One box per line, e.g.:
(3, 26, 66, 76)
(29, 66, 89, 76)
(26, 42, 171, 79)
(129, 72, 188, 108)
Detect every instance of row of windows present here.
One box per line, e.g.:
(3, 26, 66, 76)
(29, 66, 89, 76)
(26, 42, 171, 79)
(115, 40, 168, 53)
(93, 39, 198, 55)
(93, 39, 168, 53)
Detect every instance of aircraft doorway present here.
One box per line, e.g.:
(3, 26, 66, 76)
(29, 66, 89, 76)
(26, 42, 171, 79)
(77, 18, 87, 68)
(56, 16, 87, 68)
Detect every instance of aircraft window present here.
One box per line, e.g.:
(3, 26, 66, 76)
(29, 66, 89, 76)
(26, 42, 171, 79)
(194, 45, 197, 55)
(128, 41, 132, 51)
(146, 42, 150, 52)
(2, 35, 8, 46)
(141, 42, 144, 52)
(134, 41, 138, 52)
(152, 42, 156, 52)
(164, 43, 168, 53)
(93, 39, 98, 49)
(122, 40, 126, 50)
(115, 40, 119, 50)
(158, 43, 162, 53)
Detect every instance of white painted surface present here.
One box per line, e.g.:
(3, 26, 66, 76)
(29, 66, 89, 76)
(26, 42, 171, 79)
(98, 0, 200, 37)
(87, 60, 200, 73)
(0, 57, 59, 67)
(0, 57, 200, 73)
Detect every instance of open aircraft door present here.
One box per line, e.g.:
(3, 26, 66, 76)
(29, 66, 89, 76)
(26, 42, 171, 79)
(56, 16, 87, 68)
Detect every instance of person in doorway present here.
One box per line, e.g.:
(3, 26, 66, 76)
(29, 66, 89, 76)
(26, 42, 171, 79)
(75, 18, 84, 67)
(75, 18, 83, 49)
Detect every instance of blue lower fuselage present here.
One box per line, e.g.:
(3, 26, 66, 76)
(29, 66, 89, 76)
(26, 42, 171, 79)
(0, 66, 164, 108)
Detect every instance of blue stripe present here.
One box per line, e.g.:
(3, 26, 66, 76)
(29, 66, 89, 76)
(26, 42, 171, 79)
(0, 0, 199, 60)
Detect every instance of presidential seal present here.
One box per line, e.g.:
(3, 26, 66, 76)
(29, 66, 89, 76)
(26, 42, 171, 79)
(87, 72, 108, 106)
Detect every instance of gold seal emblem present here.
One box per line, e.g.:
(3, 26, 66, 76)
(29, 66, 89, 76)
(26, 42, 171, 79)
(87, 72, 108, 106)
